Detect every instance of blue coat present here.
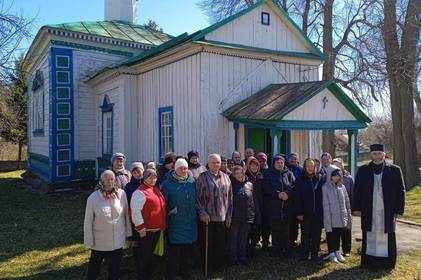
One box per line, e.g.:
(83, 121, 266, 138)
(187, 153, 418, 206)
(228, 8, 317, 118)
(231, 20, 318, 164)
(294, 173, 323, 226)
(262, 168, 295, 222)
(161, 171, 198, 244)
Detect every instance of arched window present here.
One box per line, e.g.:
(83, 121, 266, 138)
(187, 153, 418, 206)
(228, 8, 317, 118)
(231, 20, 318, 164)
(100, 95, 114, 156)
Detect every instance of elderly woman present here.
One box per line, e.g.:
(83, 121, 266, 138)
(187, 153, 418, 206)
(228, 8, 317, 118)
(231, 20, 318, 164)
(196, 153, 233, 273)
(84, 170, 132, 280)
(110, 152, 131, 189)
(162, 158, 197, 280)
(131, 169, 166, 280)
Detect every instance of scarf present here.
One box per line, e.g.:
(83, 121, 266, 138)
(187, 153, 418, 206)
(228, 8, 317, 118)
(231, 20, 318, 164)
(172, 170, 189, 182)
(96, 182, 119, 200)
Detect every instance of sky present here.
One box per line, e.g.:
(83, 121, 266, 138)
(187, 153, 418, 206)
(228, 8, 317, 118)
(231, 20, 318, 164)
(6, 0, 211, 55)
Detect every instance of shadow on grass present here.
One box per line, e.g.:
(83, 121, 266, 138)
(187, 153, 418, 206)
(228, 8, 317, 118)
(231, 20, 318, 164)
(0, 176, 88, 263)
(310, 265, 393, 280)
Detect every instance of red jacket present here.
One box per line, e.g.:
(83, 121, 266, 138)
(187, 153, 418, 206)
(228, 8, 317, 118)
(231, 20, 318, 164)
(131, 183, 166, 231)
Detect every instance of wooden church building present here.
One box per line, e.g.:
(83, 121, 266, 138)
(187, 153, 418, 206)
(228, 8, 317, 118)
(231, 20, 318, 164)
(25, 0, 371, 186)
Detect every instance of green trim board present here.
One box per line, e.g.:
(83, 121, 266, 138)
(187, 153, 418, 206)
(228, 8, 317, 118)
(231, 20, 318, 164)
(224, 118, 368, 130)
(223, 80, 372, 125)
(194, 40, 325, 61)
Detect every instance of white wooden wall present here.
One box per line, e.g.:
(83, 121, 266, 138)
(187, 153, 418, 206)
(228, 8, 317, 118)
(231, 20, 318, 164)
(94, 77, 125, 160)
(74, 50, 128, 161)
(290, 130, 308, 161)
(205, 2, 310, 53)
(92, 51, 321, 163)
(283, 88, 356, 121)
(27, 53, 50, 157)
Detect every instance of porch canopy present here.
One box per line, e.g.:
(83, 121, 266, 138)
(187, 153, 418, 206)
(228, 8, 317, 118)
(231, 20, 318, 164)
(222, 80, 372, 175)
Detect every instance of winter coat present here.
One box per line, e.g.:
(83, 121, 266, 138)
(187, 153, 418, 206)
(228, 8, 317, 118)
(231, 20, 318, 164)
(84, 189, 132, 251)
(352, 161, 405, 233)
(230, 175, 255, 224)
(161, 171, 198, 244)
(294, 173, 323, 226)
(322, 165, 352, 232)
(262, 167, 295, 222)
(245, 170, 263, 224)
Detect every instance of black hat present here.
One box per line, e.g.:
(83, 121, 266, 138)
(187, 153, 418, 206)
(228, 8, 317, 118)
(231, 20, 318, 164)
(370, 144, 384, 152)
(221, 156, 227, 162)
(187, 150, 199, 160)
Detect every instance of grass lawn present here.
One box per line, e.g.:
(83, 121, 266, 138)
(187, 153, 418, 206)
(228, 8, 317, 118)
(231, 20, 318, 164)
(1, 170, 421, 279)
(404, 186, 421, 224)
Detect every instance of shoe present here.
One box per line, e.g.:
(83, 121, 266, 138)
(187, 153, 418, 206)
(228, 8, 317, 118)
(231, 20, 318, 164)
(344, 252, 350, 257)
(335, 251, 346, 263)
(328, 252, 339, 263)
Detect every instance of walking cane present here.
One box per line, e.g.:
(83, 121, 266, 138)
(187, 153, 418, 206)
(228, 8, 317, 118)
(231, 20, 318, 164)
(205, 222, 209, 278)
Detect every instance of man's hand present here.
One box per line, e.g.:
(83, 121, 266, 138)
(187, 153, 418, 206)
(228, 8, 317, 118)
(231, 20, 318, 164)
(200, 214, 210, 224)
(352, 211, 362, 217)
(225, 217, 232, 228)
(296, 215, 304, 221)
(138, 228, 146, 238)
(280, 192, 288, 201)
(394, 214, 402, 219)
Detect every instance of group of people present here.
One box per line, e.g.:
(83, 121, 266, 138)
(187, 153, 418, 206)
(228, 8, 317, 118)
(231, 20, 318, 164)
(83, 144, 406, 280)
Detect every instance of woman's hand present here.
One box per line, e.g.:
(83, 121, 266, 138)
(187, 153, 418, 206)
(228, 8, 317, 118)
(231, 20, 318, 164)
(296, 215, 304, 221)
(138, 228, 147, 238)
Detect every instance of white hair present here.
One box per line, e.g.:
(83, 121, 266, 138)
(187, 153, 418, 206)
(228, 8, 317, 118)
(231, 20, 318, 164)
(100, 170, 115, 182)
(208, 153, 221, 163)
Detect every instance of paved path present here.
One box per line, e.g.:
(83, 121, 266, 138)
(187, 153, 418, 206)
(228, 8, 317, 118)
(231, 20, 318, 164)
(351, 217, 421, 252)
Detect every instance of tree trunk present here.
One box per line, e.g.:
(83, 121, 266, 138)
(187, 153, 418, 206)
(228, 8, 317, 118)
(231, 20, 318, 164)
(383, 0, 421, 188)
(322, 0, 336, 157)
(302, 0, 311, 34)
(17, 141, 23, 169)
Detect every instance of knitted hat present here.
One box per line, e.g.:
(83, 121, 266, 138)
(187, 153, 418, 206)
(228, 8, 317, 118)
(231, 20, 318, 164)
(272, 154, 285, 165)
(110, 152, 126, 163)
(331, 169, 342, 177)
(175, 158, 188, 170)
(187, 150, 199, 160)
(221, 156, 227, 162)
(130, 162, 144, 172)
(143, 169, 157, 180)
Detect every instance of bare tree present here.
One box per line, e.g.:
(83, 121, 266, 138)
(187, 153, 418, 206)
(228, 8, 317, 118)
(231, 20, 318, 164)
(382, 0, 421, 187)
(0, 0, 34, 80)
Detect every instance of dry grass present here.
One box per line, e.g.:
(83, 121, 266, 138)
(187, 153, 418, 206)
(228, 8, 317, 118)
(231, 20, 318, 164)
(404, 186, 421, 224)
(0, 141, 27, 161)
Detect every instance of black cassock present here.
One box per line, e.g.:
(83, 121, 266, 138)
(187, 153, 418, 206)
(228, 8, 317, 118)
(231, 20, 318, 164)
(353, 161, 405, 269)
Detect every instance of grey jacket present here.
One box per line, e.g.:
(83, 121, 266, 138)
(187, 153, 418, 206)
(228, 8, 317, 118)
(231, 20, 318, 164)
(322, 165, 352, 232)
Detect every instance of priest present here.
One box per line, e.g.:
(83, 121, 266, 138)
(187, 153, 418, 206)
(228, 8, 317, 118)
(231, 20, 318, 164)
(352, 144, 405, 269)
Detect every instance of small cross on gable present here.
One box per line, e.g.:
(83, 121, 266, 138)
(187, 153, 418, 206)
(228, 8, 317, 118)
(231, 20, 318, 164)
(322, 96, 329, 109)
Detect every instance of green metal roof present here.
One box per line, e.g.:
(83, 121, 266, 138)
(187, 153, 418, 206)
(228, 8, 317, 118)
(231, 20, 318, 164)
(45, 20, 172, 46)
(223, 80, 372, 128)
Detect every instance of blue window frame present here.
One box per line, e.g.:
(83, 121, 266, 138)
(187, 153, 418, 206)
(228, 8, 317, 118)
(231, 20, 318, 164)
(100, 95, 114, 156)
(159, 106, 174, 161)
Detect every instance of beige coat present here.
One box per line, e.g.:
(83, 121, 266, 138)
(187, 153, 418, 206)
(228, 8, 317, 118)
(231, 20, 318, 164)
(84, 189, 132, 251)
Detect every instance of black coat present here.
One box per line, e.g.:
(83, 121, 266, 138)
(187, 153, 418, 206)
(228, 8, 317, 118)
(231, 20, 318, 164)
(294, 173, 323, 226)
(352, 162, 405, 233)
(262, 168, 295, 222)
(245, 170, 263, 224)
(230, 176, 255, 224)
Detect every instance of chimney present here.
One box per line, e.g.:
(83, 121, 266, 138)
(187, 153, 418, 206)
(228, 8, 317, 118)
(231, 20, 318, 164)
(104, 0, 137, 23)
